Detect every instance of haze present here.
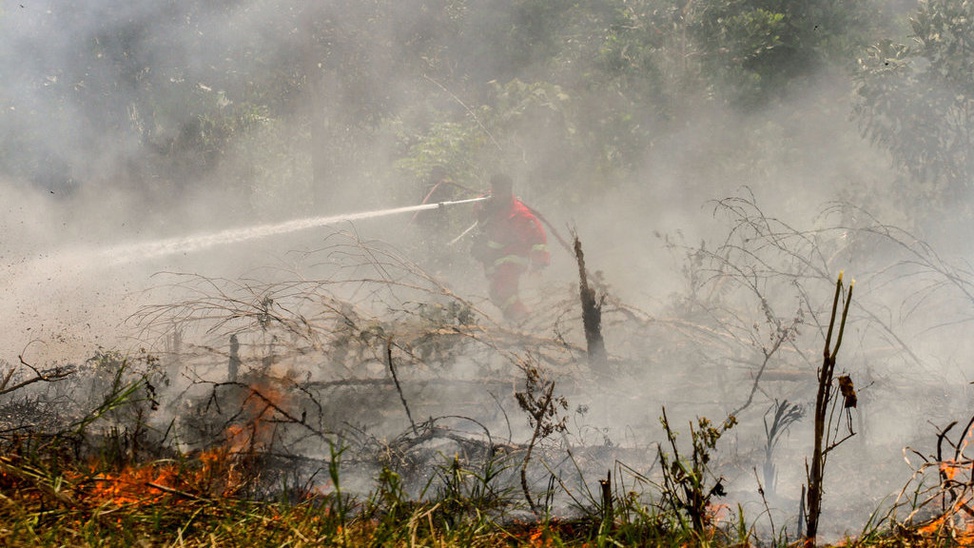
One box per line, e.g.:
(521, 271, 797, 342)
(2, 1, 972, 541)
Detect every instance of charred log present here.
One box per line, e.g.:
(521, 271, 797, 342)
(572, 234, 607, 370)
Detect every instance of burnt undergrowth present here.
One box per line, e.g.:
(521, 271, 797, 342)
(3, 194, 974, 545)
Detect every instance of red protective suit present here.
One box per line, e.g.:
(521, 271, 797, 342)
(472, 196, 550, 321)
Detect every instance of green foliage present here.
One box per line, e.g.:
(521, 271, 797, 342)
(855, 0, 974, 207)
(430, 450, 515, 531)
(396, 76, 581, 198)
(389, 0, 895, 202)
(689, 3, 787, 107)
(75, 351, 160, 430)
(657, 407, 737, 536)
(762, 399, 804, 498)
(395, 119, 490, 186)
(1, 0, 902, 215)
(686, 0, 885, 108)
(362, 467, 424, 545)
(326, 440, 350, 545)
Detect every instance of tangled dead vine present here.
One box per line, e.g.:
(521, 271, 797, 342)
(6, 195, 974, 543)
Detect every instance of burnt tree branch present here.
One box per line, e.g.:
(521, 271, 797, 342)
(571, 233, 606, 369)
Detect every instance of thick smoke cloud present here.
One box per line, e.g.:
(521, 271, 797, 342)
(0, 1, 971, 542)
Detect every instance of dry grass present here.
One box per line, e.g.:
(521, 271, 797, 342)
(6, 204, 974, 547)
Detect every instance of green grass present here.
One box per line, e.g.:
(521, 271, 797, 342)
(0, 445, 963, 548)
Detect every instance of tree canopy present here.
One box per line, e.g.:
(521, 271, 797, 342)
(0, 0, 944, 220)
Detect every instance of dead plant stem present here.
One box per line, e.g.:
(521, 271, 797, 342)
(386, 339, 418, 435)
(805, 273, 854, 546)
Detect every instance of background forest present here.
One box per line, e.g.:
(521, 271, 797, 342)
(4, 1, 974, 546)
(2, 0, 955, 225)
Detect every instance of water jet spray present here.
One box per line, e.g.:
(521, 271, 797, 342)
(100, 196, 489, 265)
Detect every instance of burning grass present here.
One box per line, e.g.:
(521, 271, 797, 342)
(0, 446, 750, 547)
(7, 200, 974, 546)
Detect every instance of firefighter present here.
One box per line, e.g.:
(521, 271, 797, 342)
(471, 173, 550, 321)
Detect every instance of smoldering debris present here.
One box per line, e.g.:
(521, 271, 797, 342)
(3, 195, 974, 543)
(1, 0, 972, 543)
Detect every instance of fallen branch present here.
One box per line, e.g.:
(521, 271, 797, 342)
(387, 338, 418, 435)
(0, 355, 75, 396)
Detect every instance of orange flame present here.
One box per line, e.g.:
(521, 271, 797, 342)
(225, 377, 288, 455)
(80, 462, 182, 505)
(49, 377, 294, 509)
(73, 444, 249, 507)
(915, 424, 974, 539)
